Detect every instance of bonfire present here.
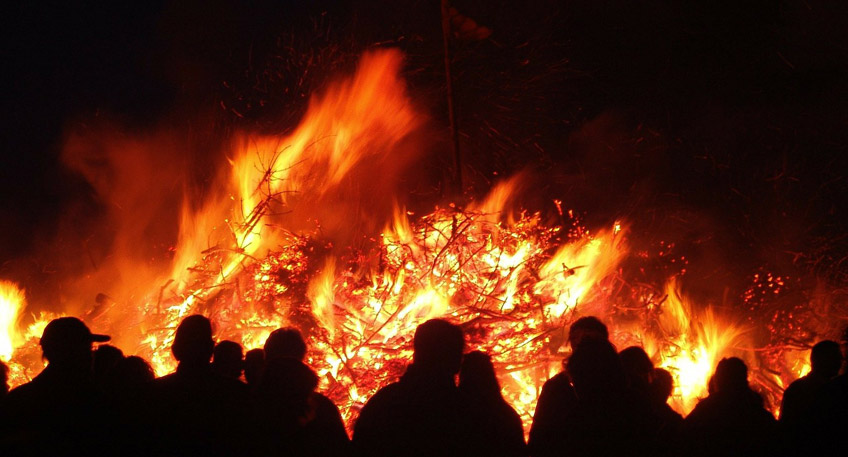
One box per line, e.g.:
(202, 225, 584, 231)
(0, 49, 837, 432)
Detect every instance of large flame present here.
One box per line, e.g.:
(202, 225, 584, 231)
(4, 49, 814, 432)
(642, 277, 749, 414)
(0, 281, 25, 361)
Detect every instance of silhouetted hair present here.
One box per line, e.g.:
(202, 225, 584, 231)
(567, 339, 626, 396)
(713, 357, 748, 393)
(651, 367, 674, 402)
(620, 346, 653, 378)
(213, 340, 244, 380)
(112, 355, 155, 387)
(94, 344, 124, 378)
(171, 314, 215, 363)
(413, 319, 464, 374)
(810, 340, 841, 377)
(265, 327, 307, 361)
(567, 316, 609, 348)
(459, 350, 501, 400)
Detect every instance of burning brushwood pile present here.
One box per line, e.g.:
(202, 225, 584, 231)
(1, 49, 845, 434)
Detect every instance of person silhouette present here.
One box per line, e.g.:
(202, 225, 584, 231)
(212, 340, 244, 381)
(528, 316, 609, 457)
(353, 318, 468, 457)
(556, 339, 659, 456)
(458, 350, 526, 457)
(619, 346, 654, 398)
(101, 355, 156, 457)
(781, 340, 841, 454)
(781, 340, 840, 426)
(93, 343, 125, 389)
(807, 327, 848, 453)
(649, 367, 683, 455)
(255, 327, 349, 457)
(0, 316, 111, 455)
(649, 367, 683, 430)
(265, 327, 307, 361)
(144, 314, 253, 457)
(243, 348, 265, 388)
(0, 360, 8, 398)
(683, 357, 776, 457)
(106, 355, 155, 395)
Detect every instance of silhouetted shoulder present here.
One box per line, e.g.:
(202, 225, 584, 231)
(480, 397, 525, 457)
(152, 368, 249, 398)
(352, 382, 405, 457)
(353, 381, 403, 433)
(312, 391, 348, 429)
(0, 364, 109, 455)
(683, 358, 777, 457)
(354, 320, 467, 457)
(305, 392, 351, 457)
(808, 373, 848, 453)
(529, 371, 577, 445)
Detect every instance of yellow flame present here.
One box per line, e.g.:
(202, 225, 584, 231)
(647, 277, 748, 413)
(309, 259, 338, 338)
(536, 226, 626, 318)
(0, 281, 25, 361)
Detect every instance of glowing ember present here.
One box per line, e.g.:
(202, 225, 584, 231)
(1, 49, 824, 433)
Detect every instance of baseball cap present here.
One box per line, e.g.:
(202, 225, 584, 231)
(40, 317, 111, 352)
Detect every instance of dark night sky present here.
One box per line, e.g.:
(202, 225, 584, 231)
(2, 1, 848, 302)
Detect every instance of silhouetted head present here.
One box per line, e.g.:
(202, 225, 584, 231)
(120, 356, 155, 381)
(567, 339, 626, 397)
(93, 344, 124, 382)
(810, 340, 841, 378)
(171, 315, 214, 365)
(413, 319, 464, 375)
(244, 348, 265, 386)
(650, 367, 674, 403)
(264, 327, 307, 362)
(712, 357, 748, 394)
(212, 340, 244, 379)
(619, 346, 653, 388)
(40, 317, 110, 369)
(108, 355, 155, 391)
(258, 357, 318, 414)
(567, 316, 609, 348)
(459, 350, 501, 400)
(0, 360, 8, 396)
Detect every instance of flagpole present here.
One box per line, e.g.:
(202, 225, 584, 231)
(440, 0, 462, 196)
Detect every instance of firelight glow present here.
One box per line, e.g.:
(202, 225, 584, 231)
(2, 50, 810, 432)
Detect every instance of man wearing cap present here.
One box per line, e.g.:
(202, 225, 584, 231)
(0, 317, 112, 455)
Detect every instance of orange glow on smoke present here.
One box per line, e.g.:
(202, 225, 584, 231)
(4, 50, 811, 432)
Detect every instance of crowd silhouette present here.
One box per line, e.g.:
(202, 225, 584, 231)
(0, 315, 846, 456)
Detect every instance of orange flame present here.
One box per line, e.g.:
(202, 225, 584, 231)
(641, 277, 749, 413)
(4, 49, 811, 434)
